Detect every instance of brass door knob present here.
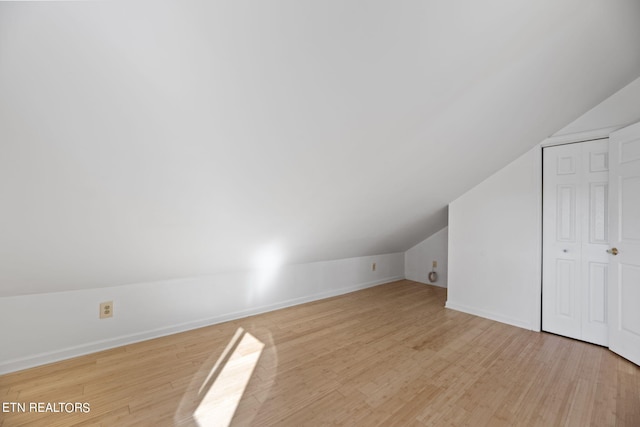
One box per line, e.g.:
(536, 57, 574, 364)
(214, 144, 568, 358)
(607, 247, 619, 256)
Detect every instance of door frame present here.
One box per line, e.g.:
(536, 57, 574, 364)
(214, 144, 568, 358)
(537, 125, 632, 332)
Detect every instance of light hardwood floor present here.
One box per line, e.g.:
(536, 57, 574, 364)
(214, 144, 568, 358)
(1, 280, 639, 426)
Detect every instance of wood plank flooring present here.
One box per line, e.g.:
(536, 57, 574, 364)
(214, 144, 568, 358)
(1, 280, 638, 426)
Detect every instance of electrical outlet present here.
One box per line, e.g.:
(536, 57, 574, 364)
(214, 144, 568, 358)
(372, 262, 376, 271)
(100, 301, 113, 319)
(432, 261, 437, 269)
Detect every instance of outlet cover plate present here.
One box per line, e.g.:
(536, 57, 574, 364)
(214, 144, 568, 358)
(100, 301, 113, 319)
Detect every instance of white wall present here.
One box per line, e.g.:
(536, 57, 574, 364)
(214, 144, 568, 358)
(553, 77, 640, 138)
(446, 75, 640, 332)
(405, 227, 448, 287)
(0, 252, 404, 374)
(3, 3, 640, 298)
(447, 147, 542, 330)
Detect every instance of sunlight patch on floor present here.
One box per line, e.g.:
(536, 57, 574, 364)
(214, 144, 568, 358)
(194, 328, 265, 427)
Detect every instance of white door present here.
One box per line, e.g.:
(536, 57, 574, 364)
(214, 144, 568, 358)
(608, 121, 640, 366)
(542, 140, 609, 346)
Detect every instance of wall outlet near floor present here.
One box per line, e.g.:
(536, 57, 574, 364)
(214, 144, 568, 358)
(432, 261, 437, 269)
(372, 262, 376, 271)
(100, 301, 113, 319)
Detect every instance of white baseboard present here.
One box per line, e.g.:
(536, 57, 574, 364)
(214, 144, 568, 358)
(405, 278, 447, 288)
(445, 300, 533, 331)
(0, 275, 403, 375)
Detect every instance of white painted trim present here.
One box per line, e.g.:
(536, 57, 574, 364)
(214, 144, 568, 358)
(445, 301, 533, 331)
(541, 124, 633, 147)
(531, 146, 543, 332)
(426, 282, 447, 289)
(0, 275, 403, 374)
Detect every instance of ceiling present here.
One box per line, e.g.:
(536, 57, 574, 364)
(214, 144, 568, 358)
(1, 1, 640, 296)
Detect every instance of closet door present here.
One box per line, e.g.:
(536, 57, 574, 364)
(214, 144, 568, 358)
(542, 140, 609, 346)
(608, 122, 640, 365)
(543, 143, 582, 340)
(580, 141, 609, 345)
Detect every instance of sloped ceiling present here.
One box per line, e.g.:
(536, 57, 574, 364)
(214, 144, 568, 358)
(1, 1, 640, 296)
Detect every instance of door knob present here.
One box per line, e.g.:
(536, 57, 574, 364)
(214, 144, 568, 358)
(607, 247, 619, 256)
